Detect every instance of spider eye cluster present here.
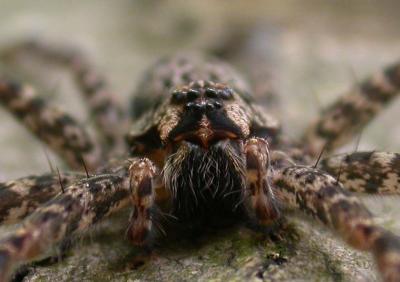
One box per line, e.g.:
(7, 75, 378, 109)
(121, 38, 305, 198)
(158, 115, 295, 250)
(171, 80, 234, 106)
(185, 100, 222, 114)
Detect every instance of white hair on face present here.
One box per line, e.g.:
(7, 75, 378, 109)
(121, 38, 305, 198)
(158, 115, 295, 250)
(162, 140, 246, 219)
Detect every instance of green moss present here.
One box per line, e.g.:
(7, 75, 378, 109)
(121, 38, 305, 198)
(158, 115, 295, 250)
(19, 215, 376, 281)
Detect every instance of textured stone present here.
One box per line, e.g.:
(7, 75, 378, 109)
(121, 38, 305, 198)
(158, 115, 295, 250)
(12, 212, 377, 282)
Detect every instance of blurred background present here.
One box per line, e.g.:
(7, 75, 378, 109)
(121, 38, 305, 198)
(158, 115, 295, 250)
(0, 0, 399, 179)
(0, 1, 400, 280)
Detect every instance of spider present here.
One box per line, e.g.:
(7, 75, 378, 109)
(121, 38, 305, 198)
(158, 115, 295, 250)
(0, 40, 399, 282)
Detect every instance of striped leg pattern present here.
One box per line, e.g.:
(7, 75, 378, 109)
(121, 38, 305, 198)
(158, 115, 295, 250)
(126, 158, 157, 246)
(0, 172, 83, 225)
(244, 138, 280, 226)
(273, 165, 400, 282)
(320, 151, 400, 195)
(0, 158, 157, 282)
(1, 40, 128, 154)
(303, 62, 400, 157)
(0, 79, 103, 171)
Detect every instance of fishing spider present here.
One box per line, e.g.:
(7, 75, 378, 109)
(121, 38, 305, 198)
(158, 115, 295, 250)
(0, 40, 399, 281)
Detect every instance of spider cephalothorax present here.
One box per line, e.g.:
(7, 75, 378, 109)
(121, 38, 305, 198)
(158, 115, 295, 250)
(166, 80, 249, 147)
(0, 42, 400, 282)
(127, 69, 281, 236)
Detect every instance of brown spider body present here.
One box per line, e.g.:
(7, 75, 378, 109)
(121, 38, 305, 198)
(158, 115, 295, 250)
(126, 54, 282, 231)
(0, 41, 399, 281)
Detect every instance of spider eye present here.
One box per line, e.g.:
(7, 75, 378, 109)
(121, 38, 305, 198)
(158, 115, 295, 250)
(185, 101, 221, 113)
(171, 90, 185, 103)
(187, 89, 200, 101)
(214, 101, 222, 109)
(163, 80, 250, 147)
(171, 83, 234, 105)
(205, 88, 218, 98)
(218, 88, 233, 100)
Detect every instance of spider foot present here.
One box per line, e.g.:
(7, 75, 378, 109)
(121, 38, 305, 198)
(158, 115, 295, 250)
(244, 138, 280, 226)
(373, 231, 400, 282)
(126, 158, 157, 246)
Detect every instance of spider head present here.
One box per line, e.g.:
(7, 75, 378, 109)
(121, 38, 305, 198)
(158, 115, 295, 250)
(159, 80, 251, 149)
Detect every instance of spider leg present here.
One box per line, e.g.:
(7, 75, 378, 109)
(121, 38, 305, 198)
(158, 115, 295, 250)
(273, 165, 400, 281)
(0, 158, 161, 281)
(1, 40, 129, 155)
(126, 158, 158, 246)
(243, 138, 280, 226)
(319, 151, 400, 195)
(0, 79, 103, 170)
(0, 162, 134, 282)
(302, 61, 400, 157)
(0, 172, 83, 225)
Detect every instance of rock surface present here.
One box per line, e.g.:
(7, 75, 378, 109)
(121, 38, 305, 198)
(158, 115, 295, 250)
(19, 213, 376, 282)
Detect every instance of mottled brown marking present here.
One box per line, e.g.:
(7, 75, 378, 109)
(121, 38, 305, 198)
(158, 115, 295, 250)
(127, 158, 157, 246)
(0, 44, 399, 281)
(243, 138, 279, 225)
(0, 79, 103, 170)
(2, 40, 129, 154)
(304, 62, 400, 157)
(0, 172, 83, 224)
(0, 162, 133, 281)
(321, 152, 400, 195)
(273, 165, 400, 281)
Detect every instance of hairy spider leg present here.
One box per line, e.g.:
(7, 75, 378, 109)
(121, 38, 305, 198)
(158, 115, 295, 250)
(0, 172, 83, 225)
(1, 40, 129, 156)
(303, 62, 400, 157)
(0, 162, 136, 282)
(0, 79, 103, 170)
(126, 158, 158, 246)
(243, 137, 280, 225)
(320, 151, 400, 194)
(273, 165, 400, 282)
